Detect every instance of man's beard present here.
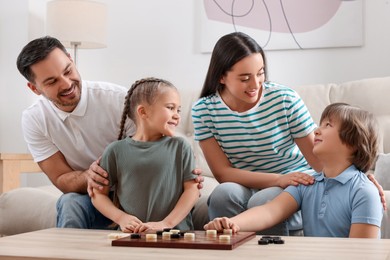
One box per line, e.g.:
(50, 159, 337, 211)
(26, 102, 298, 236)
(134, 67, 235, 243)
(47, 82, 82, 110)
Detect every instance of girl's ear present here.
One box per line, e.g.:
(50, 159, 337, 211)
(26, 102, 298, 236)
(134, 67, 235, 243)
(136, 104, 148, 119)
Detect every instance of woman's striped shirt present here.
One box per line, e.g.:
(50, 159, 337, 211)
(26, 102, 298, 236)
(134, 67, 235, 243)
(191, 81, 316, 174)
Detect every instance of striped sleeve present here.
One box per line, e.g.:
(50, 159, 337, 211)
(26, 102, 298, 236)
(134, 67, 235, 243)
(191, 97, 214, 141)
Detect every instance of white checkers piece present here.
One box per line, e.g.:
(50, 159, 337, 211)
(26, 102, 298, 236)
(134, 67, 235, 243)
(170, 229, 180, 234)
(162, 231, 172, 240)
(219, 234, 231, 243)
(184, 232, 195, 241)
(206, 229, 217, 237)
(107, 233, 130, 240)
(223, 229, 233, 235)
(145, 233, 157, 242)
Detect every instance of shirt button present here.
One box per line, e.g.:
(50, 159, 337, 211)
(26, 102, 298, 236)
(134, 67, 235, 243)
(322, 203, 326, 207)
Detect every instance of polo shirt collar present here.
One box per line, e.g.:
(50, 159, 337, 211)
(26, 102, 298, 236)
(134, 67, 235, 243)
(315, 165, 358, 184)
(49, 82, 87, 121)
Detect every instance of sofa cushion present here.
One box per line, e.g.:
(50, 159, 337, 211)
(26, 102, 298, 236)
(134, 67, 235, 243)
(375, 153, 390, 190)
(0, 187, 60, 236)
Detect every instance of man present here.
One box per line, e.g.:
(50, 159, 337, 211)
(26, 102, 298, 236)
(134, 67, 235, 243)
(16, 36, 203, 229)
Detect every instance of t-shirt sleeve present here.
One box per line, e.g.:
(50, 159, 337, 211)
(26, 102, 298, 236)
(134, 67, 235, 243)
(284, 185, 303, 209)
(285, 90, 316, 139)
(351, 183, 383, 227)
(100, 142, 118, 188)
(191, 99, 213, 141)
(21, 109, 59, 163)
(179, 138, 197, 182)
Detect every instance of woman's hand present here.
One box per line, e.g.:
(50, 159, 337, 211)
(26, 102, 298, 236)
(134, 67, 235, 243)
(277, 172, 315, 189)
(192, 168, 204, 190)
(367, 173, 387, 210)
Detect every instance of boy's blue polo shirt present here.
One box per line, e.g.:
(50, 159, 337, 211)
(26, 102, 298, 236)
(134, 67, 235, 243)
(285, 165, 383, 237)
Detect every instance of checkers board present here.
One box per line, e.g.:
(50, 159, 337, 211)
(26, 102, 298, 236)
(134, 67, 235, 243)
(111, 230, 256, 250)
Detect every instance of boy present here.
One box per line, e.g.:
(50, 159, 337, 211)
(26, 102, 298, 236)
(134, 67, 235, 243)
(204, 103, 383, 238)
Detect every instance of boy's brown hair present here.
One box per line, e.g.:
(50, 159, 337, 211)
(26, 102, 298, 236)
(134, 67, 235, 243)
(319, 103, 379, 172)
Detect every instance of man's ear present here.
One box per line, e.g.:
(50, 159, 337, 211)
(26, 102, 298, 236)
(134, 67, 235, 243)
(66, 52, 75, 63)
(27, 82, 41, 96)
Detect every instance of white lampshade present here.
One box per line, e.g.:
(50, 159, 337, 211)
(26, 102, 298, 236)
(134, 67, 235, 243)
(46, 0, 107, 49)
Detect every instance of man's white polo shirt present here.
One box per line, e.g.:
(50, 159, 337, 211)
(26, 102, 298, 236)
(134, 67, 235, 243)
(21, 80, 135, 171)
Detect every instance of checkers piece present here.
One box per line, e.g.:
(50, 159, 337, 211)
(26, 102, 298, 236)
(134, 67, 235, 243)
(258, 239, 269, 245)
(170, 233, 181, 239)
(162, 231, 172, 240)
(170, 229, 180, 234)
(223, 229, 233, 235)
(258, 236, 285, 245)
(130, 233, 141, 239)
(219, 235, 231, 243)
(145, 234, 157, 242)
(273, 238, 285, 244)
(206, 230, 217, 237)
(184, 232, 195, 241)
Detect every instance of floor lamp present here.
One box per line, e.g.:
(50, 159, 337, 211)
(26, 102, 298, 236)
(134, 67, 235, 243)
(46, 0, 107, 66)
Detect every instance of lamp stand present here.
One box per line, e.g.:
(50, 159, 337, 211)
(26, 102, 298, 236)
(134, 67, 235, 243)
(70, 41, 81, 67)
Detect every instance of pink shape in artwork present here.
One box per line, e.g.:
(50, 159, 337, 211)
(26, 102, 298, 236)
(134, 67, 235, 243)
(203, 0, 342, 33)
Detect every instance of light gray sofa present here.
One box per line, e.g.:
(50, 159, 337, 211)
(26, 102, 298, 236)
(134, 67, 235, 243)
(1, 77, 389, 238)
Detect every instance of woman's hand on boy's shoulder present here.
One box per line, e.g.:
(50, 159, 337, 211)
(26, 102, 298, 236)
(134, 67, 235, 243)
(367, 173, 387, 210)
(278, 172, 315, 189)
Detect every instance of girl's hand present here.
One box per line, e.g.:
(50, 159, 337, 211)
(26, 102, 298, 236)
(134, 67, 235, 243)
(132, 221, 170, 233)
(118, 214, 143, 233)
(277, 172, 315, 189)
(203, 217, 239, 233)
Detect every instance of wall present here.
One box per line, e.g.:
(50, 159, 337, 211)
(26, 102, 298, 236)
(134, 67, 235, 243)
(1, 0, 390, 154)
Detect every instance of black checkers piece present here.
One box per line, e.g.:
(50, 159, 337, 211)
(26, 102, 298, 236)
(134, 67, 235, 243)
(163, 228, 172, 232)
(258, 236, 285, 245)
(170, 233, 181, 239)
(273, 239, 285, 244)
(130, 233, 141, 239)
(258, 239, 269, 245)
(156, 230, 164, 236)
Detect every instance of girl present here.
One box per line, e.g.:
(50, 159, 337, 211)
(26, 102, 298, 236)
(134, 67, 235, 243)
(92, 77, 199, 233)
(204, 103, 383, 238)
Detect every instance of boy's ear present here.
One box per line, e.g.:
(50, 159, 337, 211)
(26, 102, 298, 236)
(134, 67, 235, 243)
(27, 82, 41, 96)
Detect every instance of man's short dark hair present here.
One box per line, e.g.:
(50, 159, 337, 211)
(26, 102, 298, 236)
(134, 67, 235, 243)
(16, 36, 68, 83)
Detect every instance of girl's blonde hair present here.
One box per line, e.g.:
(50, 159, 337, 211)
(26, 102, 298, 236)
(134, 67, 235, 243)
(118, 77, 176, 140)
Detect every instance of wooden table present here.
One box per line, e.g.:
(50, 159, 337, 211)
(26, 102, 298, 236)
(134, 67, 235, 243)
(0, 228, 389, 259)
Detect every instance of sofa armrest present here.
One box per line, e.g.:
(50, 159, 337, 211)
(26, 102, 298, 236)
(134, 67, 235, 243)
(381, 190, 390, 239)
(0, 186, 61, 236)
(0, 153, 41, 193)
